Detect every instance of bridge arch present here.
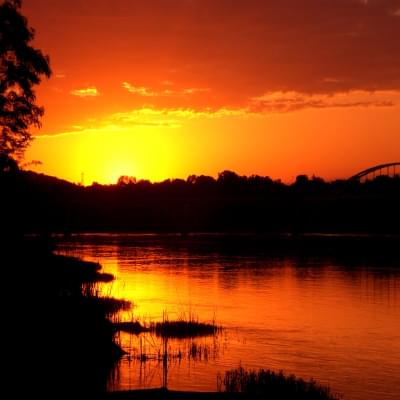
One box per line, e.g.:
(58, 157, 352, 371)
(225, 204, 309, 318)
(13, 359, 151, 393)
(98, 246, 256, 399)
(349, 162, 400, 181)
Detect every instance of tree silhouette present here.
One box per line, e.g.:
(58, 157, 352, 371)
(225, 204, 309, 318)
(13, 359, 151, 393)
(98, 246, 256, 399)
(0, 0, 51, 164)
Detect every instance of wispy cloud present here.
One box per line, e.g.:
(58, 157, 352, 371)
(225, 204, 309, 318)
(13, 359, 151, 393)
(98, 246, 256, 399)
(36, 106, 247, 139)
(37, 89, 400, 140)
(122, 82, 155, 96)
(108, 106, 245, 127)
(122, 82, 210, 97)
(249, 90, 398, 113)
(70, 87, 100, 97)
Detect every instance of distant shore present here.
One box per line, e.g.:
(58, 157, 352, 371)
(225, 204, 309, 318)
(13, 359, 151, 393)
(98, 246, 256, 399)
(3, 169, 399, 234)
(54, 231, 400, 262)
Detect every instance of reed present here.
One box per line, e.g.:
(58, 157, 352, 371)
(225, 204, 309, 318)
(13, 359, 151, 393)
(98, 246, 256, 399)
(149, 311, 221, 338)
(113, 320, 149, 334)
(220, 367, 341, 400)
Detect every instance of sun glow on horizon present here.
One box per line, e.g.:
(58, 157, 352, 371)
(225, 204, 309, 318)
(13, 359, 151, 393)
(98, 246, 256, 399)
(28, 125, 185, 185)
(18, 0, 400, 185)
(25, 98, 400, 186)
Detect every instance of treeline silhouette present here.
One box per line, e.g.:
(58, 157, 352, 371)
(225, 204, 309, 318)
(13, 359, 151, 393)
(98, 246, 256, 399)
(2, 169, 400, 234)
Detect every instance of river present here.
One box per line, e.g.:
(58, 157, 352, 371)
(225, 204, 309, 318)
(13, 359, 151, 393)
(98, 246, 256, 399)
(56, 233, 400, 400)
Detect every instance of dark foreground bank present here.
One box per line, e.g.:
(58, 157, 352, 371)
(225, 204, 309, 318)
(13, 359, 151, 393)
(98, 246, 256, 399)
(106, 390, 336, 400)
(4, 236, 129, 399)
(105, 389, 259, 400)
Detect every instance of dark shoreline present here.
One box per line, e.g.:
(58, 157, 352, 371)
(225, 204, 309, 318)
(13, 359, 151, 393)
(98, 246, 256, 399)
(4, 169, 400, 235)
(55, 231, 400, 264)
(104, 386, 339, 400)
(104, 388, 251, 399)
(4, 237, 129, 398)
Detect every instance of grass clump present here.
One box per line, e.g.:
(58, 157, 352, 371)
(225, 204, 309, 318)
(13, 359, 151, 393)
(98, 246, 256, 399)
(152, 320, 219, 338)
(149, 312, 220, 338)
(113, 320, 149, 334)
(220, 367, 341, 400)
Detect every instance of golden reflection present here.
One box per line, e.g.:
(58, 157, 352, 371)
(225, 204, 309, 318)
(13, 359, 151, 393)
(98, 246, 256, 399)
(58, 239, 400, 398)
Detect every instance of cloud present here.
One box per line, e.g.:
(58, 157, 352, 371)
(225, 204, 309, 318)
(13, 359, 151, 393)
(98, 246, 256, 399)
(107, 106, 246, 128)
(122, 82, 210, 97)
(25, 0, 400, 110)
(36, 87, 400, 141)
(122, 82, 156, 96)
(41, 89, 400, 140)
(250, 90, 398, 113)
(36, 106, 248, 138)
(70, 87, 100, 97)
(117, 0, 400, 98)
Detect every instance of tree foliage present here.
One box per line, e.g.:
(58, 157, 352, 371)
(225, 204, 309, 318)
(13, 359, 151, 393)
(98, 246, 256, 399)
(0, 0, 51, 161)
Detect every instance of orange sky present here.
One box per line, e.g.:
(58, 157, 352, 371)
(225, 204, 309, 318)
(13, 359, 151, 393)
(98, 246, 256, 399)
(21, 0, 400, 184)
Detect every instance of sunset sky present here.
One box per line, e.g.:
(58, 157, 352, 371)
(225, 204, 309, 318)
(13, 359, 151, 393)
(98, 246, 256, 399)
(22, 0, 400, 185)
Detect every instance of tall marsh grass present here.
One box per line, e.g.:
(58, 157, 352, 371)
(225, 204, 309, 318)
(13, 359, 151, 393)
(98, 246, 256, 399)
(150, 310, 221, 338)
(220, 367, 341, 400)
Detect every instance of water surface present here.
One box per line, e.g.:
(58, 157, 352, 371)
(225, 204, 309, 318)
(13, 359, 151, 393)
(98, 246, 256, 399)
(57, 234, 400, 400)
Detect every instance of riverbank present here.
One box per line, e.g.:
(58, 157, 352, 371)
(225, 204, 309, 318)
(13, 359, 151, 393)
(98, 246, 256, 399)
(105, 388, 336, 400)
(4, 236, 129, 398)
(104, 388, 247, 399)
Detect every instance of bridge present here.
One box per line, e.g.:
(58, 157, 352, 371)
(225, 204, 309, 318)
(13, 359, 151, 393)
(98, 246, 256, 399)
(349, 162, 400, 181)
